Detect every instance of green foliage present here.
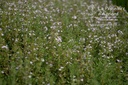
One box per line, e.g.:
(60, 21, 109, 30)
(112, 0, 128, 11)
(0, 0, 128, 85)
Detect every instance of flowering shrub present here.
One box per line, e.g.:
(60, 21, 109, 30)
(0, 0, 128, 85)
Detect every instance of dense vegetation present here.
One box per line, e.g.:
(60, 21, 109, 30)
(0, 0, 128, 85)
(111, 0, 128, 11)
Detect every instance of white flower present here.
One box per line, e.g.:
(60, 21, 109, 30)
(30, 61, 33, 64)
(55, 36, 62, 43)
(41, 58, 45, 62)
(1, 45, 8, 49)
(116, 59, 122, 63)
(47, 83, 50, 85)
(118, 30, 123, 35)
(126, 53, 128, 55)
(59, 66, 64, 71)
(1, 71, 4, 74)
(28, 75, 32, 78)
(105, 27, 110, 29)
(49, 63, 53, 67)
(72, 15, 77, 19)
(44, 8, 48, 12)
(16, 67, 19, 70)
(1, 33, 4, 36)
(80, 78, 84, 82)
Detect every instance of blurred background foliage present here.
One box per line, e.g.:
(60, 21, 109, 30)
(111, 0, 128, 11)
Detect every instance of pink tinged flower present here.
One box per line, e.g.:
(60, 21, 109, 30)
(1, 45, 8, 49)
(55, 36, 62, 43)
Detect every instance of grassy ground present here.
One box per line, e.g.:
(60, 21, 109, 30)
(0, 0, 128, 85)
